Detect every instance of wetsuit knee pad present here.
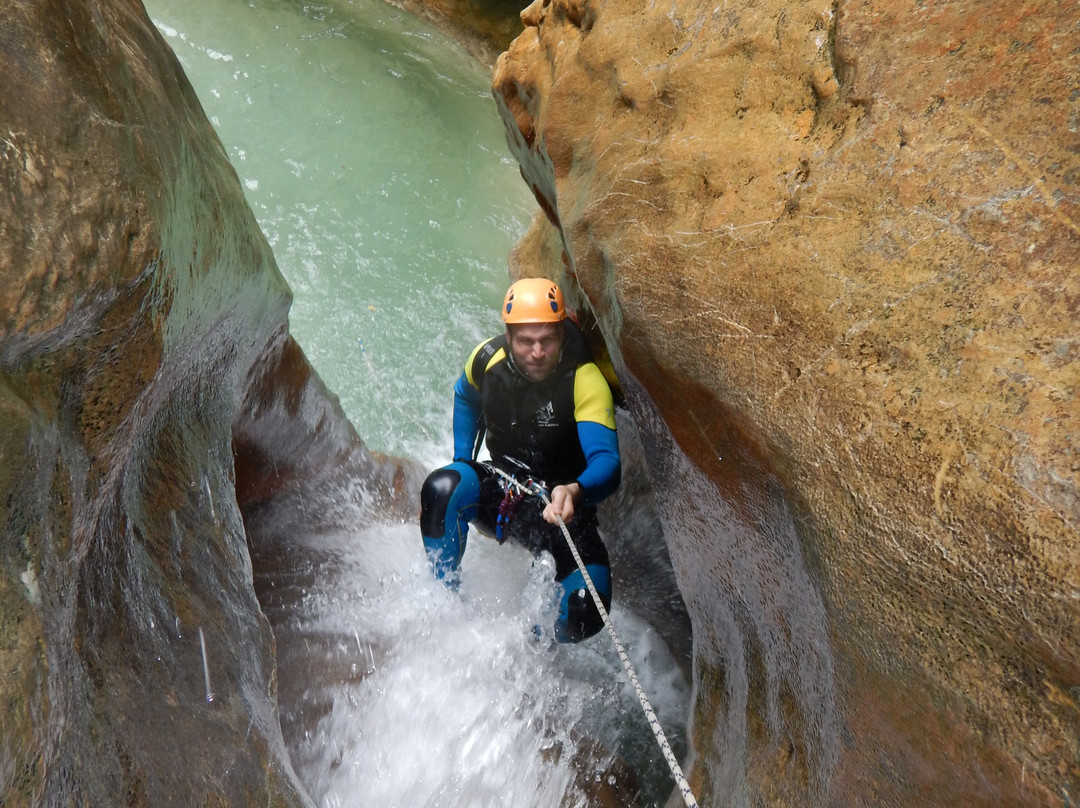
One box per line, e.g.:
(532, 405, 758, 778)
(420, 462, 480, 580)
(555, 565, 611, 643)
(420, 462, 480, 537)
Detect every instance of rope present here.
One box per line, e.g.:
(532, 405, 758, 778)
(489, 466, 700, 808)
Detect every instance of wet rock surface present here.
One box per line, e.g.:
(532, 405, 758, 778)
(492, 0, 1078, 804)
(0, 1, 411, 804)
(382, 0, 526, 66)
(3, 0, 1076, 804)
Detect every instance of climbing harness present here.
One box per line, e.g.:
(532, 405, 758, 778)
(495, 484, 526, 542)
(487, 465, 700, 808)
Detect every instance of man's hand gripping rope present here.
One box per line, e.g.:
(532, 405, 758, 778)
(543, 481, 583, 525)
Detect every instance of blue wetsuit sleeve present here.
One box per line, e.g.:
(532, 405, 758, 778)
(453, 371, 483, 462)
(576, 421, 621, 505)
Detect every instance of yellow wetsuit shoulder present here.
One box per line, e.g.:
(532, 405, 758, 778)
(573, 363, 617, 429)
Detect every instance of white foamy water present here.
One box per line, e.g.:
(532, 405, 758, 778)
(276, 521, 690, 807)
(250, 494, 691, 807)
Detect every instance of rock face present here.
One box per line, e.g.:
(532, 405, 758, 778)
(3, 0, 1075, 803)
(493, 0, 1078, 805)
(0, 1, 411, 804)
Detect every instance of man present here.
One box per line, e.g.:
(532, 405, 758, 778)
(419, 277, 621, 642)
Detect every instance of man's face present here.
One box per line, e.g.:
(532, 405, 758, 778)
(507, 321, 563, 382)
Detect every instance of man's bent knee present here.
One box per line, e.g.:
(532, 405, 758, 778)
(420, 462, 480, 581)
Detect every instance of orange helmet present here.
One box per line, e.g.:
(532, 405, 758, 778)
(501, 278, 567, 324)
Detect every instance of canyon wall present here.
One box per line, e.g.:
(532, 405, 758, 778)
(0, 1, 412, 804)
(3, 0, 1075, 804)
(492, 0, 1078, 805)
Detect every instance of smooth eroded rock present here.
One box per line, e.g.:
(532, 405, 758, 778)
(0, 1, 412, 804)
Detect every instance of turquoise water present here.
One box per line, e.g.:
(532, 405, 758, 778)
(148, 0, 534, 464)
(145, 2, 691, 806)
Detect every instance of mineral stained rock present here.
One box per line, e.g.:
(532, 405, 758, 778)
(0, 1, 410, 805)
(493, 0, 1079, 804)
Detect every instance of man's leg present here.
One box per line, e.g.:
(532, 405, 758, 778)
(544, 507, 612, 643)
(555, 563, 611, 643)
(419, 461, 481, 582)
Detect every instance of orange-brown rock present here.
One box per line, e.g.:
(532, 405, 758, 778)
(493, 0, 1078, 805)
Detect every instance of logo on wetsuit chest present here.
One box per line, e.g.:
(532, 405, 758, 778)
(535, 400, 558, 428)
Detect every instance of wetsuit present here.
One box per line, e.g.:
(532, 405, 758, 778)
(419, 320, 620, 642)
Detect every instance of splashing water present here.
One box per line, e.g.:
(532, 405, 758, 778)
(248, 484, 691, 808)
(146, 1, 692, 805)
(262, 520, 690, 807)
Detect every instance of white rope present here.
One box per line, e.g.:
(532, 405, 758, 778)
(490, 467, 700, 808)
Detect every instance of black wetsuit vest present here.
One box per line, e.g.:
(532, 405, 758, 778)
(470, 321, 593, 486)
